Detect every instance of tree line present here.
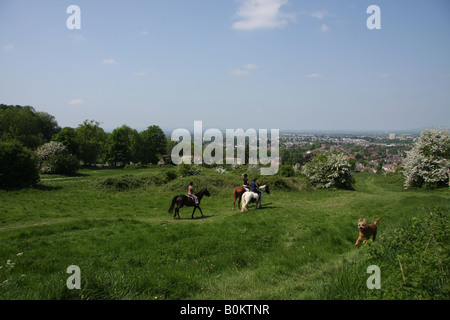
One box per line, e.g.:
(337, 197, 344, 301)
(1, 104, 448, 190)
(0, 104, 168, 188)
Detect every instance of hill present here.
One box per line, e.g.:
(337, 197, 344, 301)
(0, 167, 448, 300)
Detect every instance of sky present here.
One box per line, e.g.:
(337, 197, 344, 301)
(0, 0, 449, 132)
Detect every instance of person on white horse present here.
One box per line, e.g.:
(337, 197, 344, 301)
(241, 178, 265, 212)
(250, 178, 261, 200)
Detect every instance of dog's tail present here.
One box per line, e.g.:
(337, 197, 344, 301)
(374, 218, 382, 225)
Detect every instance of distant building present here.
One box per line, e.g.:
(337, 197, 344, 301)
(382, 163, 397, 173)
(389, 133, 396, 140)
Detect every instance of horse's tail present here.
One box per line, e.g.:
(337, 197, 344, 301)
(240, 193, 248, 212)
(168, 195, 178, 213)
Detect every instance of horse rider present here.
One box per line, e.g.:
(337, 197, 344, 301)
(250, 178, 261, 199)
(188, 181, 199, 206)
(243, 173, 250, 192)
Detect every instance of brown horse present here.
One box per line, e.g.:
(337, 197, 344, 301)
(232, 186, 247, 210)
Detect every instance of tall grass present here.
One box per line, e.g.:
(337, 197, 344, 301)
(0, 167, 448, 300)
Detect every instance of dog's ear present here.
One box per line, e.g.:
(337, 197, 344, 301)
(363, 218, 366, 223)
(358, 218, 362, 222)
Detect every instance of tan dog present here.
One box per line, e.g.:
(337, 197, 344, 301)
(355, 218, 382, 245)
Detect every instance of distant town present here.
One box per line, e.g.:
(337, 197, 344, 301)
(279, 132, 417, 174)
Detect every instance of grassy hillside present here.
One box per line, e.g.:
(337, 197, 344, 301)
(0, 167, 448, 299)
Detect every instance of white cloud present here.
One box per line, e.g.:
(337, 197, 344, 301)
(320, 24, 330, 32)
(140, 30, 148, 35)
(68, 99, 85, 106)
(133, 70, 147, 77)
(310, 10, 331, 20)
(308, 73, 323, 79)
(230, 63, 259, 76)
(230, 69, 250, 76)
(101, 58, 116, 64)
(244, 63, 259, 70)
(3, 44, 14, 51)
(232, 0, 293, 31)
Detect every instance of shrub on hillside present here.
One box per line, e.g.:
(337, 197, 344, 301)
(177, 163, 202, 177)
(302, 152, 354, 189)
(403, 129, 450, 189)
(0, 140, 40, 189)
(97, 175, 151, 191)
(96, 170, 178, 191)
(278, 165, 295, 177)
(367, 208, 449, 299)
(36, 141, 79, 175)
(214, 166, 228, 174)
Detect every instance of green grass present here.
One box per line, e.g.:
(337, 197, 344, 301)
(0, 167, 448, 300)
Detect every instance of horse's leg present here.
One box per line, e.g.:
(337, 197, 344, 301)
(176, 202, 183, 219)
(198, 206, 204, 217)
(191, 206, 197, 219)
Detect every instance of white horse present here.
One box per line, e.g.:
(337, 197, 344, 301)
(240, 185, 270, 212)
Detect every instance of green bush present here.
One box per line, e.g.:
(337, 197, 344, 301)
(36, 141, 79, 175)
(96, 170, 178, 191)
(97, 175, 150, 191)
(315, 207, 449, 300)
(177, 163, 202, 177)
(0, 140, 40, 189)
(367, 208, 449, 299)
(163, 169, 178, 182)
(278, 165, 295, 177)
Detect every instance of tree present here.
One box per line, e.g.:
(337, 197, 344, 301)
(403, 129, 450, 189)
(137, 125, 167, 164)
(0, 140, 40, 189)
(75, 120, 107, 165)
(35, 111, 61, 142)
(52, 127, 80, 158)
(36, 141, 79, 175)
(105, 125, 139, 165)
(302, 152, 354, 189)
(281, 148, 304, 166)
(0, 104, 60, 148)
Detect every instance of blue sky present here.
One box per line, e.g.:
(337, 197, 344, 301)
(1, 0, 449, 132)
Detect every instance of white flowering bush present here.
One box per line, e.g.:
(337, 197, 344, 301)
(403, 129, 450, 189)
(36, 141, 79, 175)
(292, 163, 302, 173)
(302, 152, 354, 189)
(231, 163, 242, 171)
(214, 166, 228, 174)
